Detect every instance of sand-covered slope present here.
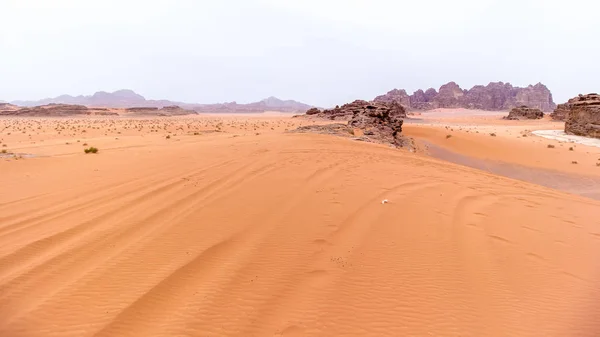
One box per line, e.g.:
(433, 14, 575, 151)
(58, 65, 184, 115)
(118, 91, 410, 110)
(1, 117, 599, 336)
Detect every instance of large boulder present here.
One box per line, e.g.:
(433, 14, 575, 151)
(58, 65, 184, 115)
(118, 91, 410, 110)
(564, 94, 600, 138)
(504, 106, 544, 120)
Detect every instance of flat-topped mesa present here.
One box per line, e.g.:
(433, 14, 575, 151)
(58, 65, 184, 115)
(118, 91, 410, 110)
(125, 107, 159, 113)
(0, 103, 115, 116)
(125, 106, 196, 116)
(374, 82, 556, 112)
(564, 93, 600, 139)
(504, 106, 544, 120)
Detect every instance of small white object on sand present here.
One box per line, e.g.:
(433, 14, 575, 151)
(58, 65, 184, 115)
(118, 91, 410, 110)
(381, 199, 389, 204)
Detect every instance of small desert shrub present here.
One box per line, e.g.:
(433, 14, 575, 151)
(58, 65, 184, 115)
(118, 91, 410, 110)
(569, 147, 574, 151)
(547, 144, 555, 148)
(490, 133, 496, 137)
(166, 135, 171, 139)
(1, 149, 6, 154)
(446, 134, 452, 139)
(84, 147, 98, 154)
(571, 161, 578, 164)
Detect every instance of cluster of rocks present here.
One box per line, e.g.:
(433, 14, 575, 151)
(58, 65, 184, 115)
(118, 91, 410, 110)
(374, 82, 556, 112)
(504, 106, 544, 120)
(563, 94, 600, 139)
(298, 100, 411, 148)
(0, 104, 117, 116)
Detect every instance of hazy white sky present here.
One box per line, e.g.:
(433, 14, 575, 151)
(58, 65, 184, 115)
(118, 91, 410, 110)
(0, 0, 598, 106)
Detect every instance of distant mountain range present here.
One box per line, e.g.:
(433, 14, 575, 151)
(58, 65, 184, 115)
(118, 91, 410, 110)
(9, 90, 313, 113)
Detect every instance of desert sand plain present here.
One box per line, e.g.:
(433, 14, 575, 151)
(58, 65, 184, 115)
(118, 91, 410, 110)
(1, 111, 600, 336)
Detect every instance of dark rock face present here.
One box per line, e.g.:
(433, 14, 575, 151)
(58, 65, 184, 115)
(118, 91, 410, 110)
(504, 106, 544, 120)
(564, 94, 600, 139)
(374, 82, 556, 112)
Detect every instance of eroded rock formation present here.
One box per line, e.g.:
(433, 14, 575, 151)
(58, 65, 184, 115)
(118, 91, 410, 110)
(298, 100, 410, 148)
(504, 106, 544, 120)
(374, 82, 556, 112)
(305, 100, 406, 121)
(564, 94, 600, 139)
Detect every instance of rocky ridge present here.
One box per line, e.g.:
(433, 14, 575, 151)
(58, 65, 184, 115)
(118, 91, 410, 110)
(0, 104, 117, 116)
(374, 82, 556, 112)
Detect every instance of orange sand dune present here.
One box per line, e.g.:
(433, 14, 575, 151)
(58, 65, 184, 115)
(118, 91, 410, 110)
(1, 116, 600, 336)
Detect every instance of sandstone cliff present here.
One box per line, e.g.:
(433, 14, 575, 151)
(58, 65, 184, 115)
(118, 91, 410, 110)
(564, 94, 600, 139)
(374, 82, 556, 112)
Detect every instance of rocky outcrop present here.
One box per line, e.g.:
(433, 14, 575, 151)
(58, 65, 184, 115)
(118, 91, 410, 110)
(504, 106, 544, 120)
(347, 102, 405, 147)
(305, 107, 321, 115)
(298, 100, 410, 148)
(125, 106, 196, 116)
(0, 104, 117, 116)
(305, 100, 406, 121)
(374, 82, 556, 112)
(564, 94, 600, 139)
(551, 103, 570, 121)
